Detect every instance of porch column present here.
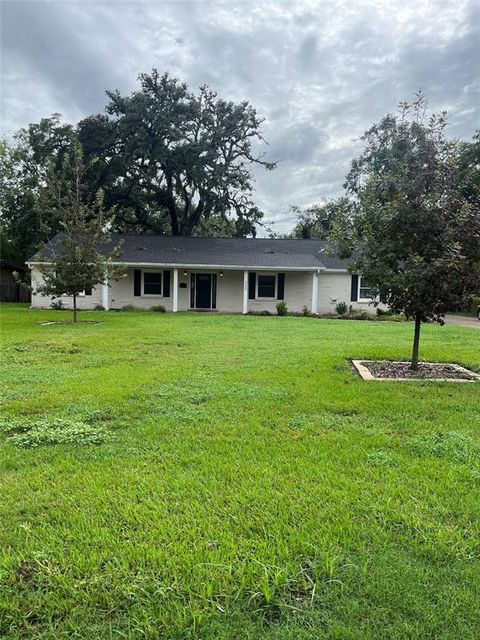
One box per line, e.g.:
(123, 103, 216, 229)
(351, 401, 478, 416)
(311, 271, 318, 315)
(242, 270, 249, 314)
(101, 279, 109, 311)
(172, 268, 179, 312)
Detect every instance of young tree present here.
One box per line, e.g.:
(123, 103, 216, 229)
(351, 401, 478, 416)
(78, 70, 276, 236)
(332, 95, 480, 369)
(33, 147, 125, 322)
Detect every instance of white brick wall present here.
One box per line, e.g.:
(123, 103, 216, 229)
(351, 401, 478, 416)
(30, 266, 378, 314)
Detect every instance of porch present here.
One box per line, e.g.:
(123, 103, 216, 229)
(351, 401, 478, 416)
(105, 267, 322, 314)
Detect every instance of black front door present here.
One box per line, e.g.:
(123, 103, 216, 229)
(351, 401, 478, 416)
(195, 273, 212, 309)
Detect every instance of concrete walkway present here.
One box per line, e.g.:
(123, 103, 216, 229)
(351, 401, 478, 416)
(445, 314, 480, 330)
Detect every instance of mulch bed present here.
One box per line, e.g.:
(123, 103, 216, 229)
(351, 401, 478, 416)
(352, 360, 480, 381)
(38, 321, 101, 326)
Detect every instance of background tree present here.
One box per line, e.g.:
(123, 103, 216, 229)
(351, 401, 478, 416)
(0, 115, 79, 266)
(332, 95, 480, 369)
(33, 146, 125, 322)
(78, 70, 276, 236)
(290, 197, 350, 239)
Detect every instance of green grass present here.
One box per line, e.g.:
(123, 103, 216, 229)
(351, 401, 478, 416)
(1, 303, 479, 639)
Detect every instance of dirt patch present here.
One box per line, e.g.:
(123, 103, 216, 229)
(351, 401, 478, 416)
(352, 360, 480, 382)
(38, 321, 101, 326)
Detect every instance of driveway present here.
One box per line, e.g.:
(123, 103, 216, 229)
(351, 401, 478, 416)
(445, 314, 480, 330)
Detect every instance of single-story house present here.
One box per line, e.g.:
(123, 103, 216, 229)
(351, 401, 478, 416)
(26, 235, 376, 314)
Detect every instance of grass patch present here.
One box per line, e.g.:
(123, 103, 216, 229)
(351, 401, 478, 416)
(0, 303, 479, 639)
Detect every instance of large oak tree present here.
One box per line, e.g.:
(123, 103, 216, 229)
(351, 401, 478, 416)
(78, 70, 275, 236)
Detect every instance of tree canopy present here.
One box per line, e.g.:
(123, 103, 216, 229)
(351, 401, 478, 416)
(0, 70, 276, 267)
(78, 70, 275, 237)
(331, 95, 480, 368)
(290, 197, 350, 239)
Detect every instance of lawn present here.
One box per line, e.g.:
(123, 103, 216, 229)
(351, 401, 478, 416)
(1, 304, 479, 639)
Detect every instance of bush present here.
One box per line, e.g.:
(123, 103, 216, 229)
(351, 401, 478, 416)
(50, 300, 64, 311)
(248, 310, 272, 316)
(376, 307, 393, 316)
(93, 304, 105, 311)
(335, 301, 348, 315)
(120, 304, 143, 312)
(150, 305, 166, 312)
(276, 301, 288, 316)
(302, 305, 310, 317)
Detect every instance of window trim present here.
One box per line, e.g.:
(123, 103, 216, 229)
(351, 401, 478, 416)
(358, 276, 376, 302)
(142, 269, 164, 297)
(255, 272, 277, 300)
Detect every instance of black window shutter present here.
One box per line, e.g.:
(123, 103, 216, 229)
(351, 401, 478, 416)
(212, 274, 217, 309)
(84, 283, 92, 296)
(134, 269, 141, 296)
(351, 274, 359, 301)
(248, 272, 256, 299)
(277, 273, 285, 300)
(163, 270, 171, 297)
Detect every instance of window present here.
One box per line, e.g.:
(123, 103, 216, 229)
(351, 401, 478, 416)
(359, 277, 376, 300)
(143, 271, 163, 296)
(257, 274, 276, 299)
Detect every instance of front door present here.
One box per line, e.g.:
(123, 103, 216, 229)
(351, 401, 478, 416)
(191, 273, 217, 309)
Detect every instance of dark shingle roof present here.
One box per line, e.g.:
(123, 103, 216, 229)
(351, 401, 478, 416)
(28, 234, 352, 271)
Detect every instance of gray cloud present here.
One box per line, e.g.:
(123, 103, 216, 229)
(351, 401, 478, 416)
(1, 0, 478, 234)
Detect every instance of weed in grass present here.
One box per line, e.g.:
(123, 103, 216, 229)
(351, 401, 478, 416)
(1, 416, 112, 448)
(367, 450, 398, 467)
(407, 431, 480, 466)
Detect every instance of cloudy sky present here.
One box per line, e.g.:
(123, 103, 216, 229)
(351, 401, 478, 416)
(1, 0, 479, 233)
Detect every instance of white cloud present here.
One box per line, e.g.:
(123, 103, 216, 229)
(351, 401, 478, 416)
(1, 0, 478, 235)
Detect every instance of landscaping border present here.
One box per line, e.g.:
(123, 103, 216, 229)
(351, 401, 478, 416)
(352, 360, 480, 382)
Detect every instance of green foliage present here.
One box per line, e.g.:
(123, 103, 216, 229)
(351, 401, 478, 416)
(302, 305, 310, 316)
(120, 304, 143, 312)
(276, 300, 288, 316)
(0, 116, 79, 265)
(93, 304, 105, 311)
(1, 416, 112, 448)
(290, 197, 351, 239)
(0, 304, 479, 637)
(150, 304, 166, 312)
(335, 301, 348, 315)
(78, 69, 275, 237)
(33, 147, 126, 321)
(332, 94, 480, 368)
(50, 299, 64, 310)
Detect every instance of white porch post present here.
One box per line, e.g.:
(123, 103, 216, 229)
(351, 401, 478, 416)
(101, 278, 109, 311)
(172, 268, 179, 312)
(243, 270, 249, 314)
(311, 271, 318, 315)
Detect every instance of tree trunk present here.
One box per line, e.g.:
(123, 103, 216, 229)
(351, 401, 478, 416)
(73, 294, 77, 323)
(410, 313, 421, 370)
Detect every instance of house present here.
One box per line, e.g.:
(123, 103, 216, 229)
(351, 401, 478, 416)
(26, 235, 376, 314)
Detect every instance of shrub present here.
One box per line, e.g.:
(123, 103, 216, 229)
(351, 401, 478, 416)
(376, 307, 393, 316)
(335, 301, 348, 315)
(276, 301, 288, 316)
(150, 305, 166, 312)
(349, 310, 369, 320)
(50, 299, 64, 310)
(120, 304, 142, 312)
(302, 305, 310, 317)
(93, 304, 105, 311)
